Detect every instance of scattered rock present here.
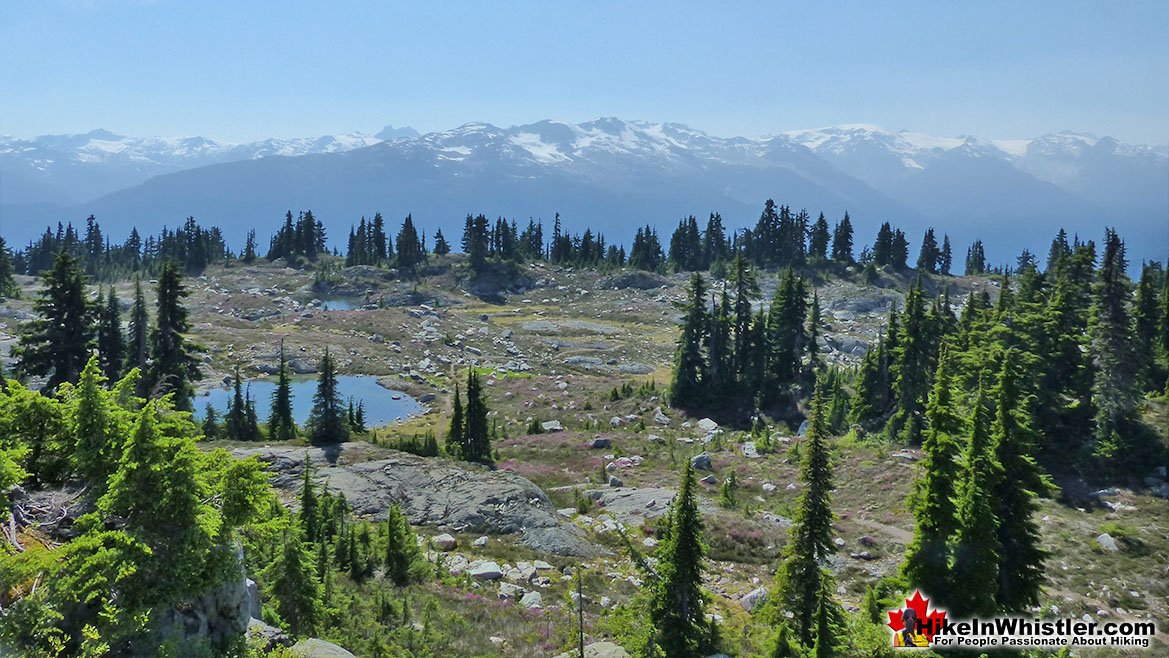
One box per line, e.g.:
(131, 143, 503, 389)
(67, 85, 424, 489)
(654, 409, 671, 426)
(858, 535, 878, 548)
(498, 581, 524, 600)
(608, 475, 624, 488)
(589, 437, 612, 449)
(433, 533, 458, 551)
(553, 641, 631, 658)
(473, 536, 489, 547)
(520, 591, 543, 609)
(1096, 533, 1119, 551)
(598, 272, 669, 290)
(291, 638, 359, 658)
(740, 586, 769, 612)
(247, 618, 291, 652)
(741, 441, 760, 459)
(231, 445, 594, 557)
(469, 561, 504, 580)
(541, 420, 565, 432)
(690, 452, 712, 470)
(696, 418, 719, 434)
(700, 475, 717, 485)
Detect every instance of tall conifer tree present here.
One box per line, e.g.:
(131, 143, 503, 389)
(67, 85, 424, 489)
(14, 249, 95, 391)
(650, 462, 709, 657)
(269, 342, 297, 442)
(990, 352, 1048, 612)
(950, 382, 1000, 617)
(96, 287, 124, 380)
(446, 384, 464, 459)
(150, 261, 202, 410)
(670, 273, 709, 408)
(902, 345, 962, 605)
(462, 369, 491, 465)
(308, 349, 349, 444)
(774, 378, 835, 645)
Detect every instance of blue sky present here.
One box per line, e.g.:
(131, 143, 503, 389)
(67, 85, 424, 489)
(3, 1, 1166, 143)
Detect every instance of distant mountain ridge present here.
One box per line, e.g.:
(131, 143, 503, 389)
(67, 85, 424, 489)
(1, 119, 1164, 268)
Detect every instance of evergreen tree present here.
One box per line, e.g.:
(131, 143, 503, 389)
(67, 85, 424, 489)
(72, 355, 119, 486)
(965, 239, 987, 275)
(886, 278, 931, 443)
(939, 234, 953, 275)
(902, 345, 962, 605)
(811, 576, 846, 658)
(990, 352, 1047, 612)
(873, 222, 894, 267)
(396, 214, 424, 269)
(462, 369, 491, 465)
(950, 383, 1000, 618)
(202, 403, 219, 439)
(669, 273, 709, 408)
(1090, 229, 1140, 462)
(242, 229, 257, 263)
(0, 235, 18, 298)
(830, 212, 854, 263)
(764, 621, 803, 658)
(307, 349, 349, 444)
(384, 504, 421, 586)
(463, 214, 490, 271)
(1046, 229, 1071, 272)
(891, 229, 910, 270)
(1133, 262, 1162, 389)
(650, 462, 709, 657)
(729, 256, 759, 380)
(97, 286, 125, 380)
(808, 213, 830, 261)
(263, 527, 322, 638)
(705, 290, 734, 394)
(300, 455, 319, 543)
(446, 383, 464, 459)
(150, 261, 202, 411)
(15, 249, 95, 391)
(124, 276, 150, 381)
(774, 378, 835, 645)
(100, 400, 207, 551)
(916, 228, 940, 273)
(225, 367, 248, 441)
(244, 387, 262, 442)
(432, 229, 451, 256)
(269, 342, 297, 442)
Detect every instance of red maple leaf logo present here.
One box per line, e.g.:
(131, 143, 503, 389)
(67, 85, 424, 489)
(887, 590, 947, 642)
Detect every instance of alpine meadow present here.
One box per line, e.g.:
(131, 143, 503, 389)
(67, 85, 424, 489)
(1, 3, 1167, 658)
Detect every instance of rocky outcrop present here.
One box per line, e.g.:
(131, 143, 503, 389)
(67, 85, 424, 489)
(553, 641, 631, 658)
(599, 271, 670, 290)
(141, 545, 252, 656)
(231, 445, 595, 557)
(292, 638, 359, 657)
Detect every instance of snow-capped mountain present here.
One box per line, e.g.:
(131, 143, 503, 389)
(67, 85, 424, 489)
(0, 125, 416, 205)
(1, 119, 1164, 268)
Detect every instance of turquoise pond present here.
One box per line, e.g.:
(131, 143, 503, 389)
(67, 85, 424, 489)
(196, 375, 423, 426)
(318, 298, 361, 310)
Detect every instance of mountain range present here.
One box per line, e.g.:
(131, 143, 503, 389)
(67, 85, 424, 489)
(2, 119, 1165, 268)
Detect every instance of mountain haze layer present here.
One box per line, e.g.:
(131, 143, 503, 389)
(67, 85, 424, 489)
(2, 120, 1164, 268)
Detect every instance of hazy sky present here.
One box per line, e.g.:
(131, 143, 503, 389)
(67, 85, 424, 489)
(3, 1, 1167, 143)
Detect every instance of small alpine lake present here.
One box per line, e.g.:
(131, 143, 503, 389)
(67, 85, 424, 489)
(196, 375, 424, 426)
